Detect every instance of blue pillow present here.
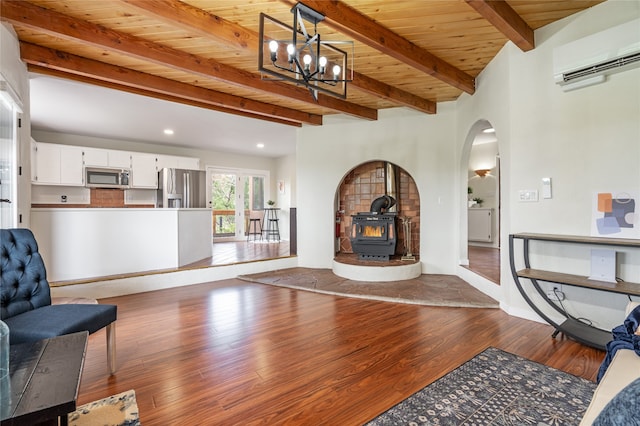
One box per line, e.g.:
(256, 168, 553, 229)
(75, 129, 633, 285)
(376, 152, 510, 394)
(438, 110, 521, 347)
(593, 377, 640, 425)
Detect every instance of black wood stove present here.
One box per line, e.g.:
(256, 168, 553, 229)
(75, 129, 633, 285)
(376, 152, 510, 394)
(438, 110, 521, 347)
(350, 195, 397, 261)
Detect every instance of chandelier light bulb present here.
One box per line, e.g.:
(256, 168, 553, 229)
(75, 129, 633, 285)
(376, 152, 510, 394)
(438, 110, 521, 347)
(269, 40, 278, 62)
(319, 56, 327, 74)
(303, 54, 312, 73)
(286, 44, 295, 63)
(332, 64, 341, 80)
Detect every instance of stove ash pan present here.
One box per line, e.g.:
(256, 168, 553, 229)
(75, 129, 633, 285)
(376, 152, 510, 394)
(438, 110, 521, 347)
(350, 213, 397, 261)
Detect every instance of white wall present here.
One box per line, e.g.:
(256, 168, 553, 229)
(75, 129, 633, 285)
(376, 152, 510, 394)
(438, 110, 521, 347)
(454, 0, 640, 326)
(296, 104, 458, 272)
(1, 23, 31, 228)
(274, 153, 296, 241)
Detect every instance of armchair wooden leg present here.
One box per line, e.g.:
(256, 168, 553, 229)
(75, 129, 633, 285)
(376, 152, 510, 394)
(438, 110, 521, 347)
(106, 322, 116, 374)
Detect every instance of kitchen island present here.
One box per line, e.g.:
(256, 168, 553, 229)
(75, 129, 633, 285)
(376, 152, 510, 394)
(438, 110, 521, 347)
(31, 208, 212, 282)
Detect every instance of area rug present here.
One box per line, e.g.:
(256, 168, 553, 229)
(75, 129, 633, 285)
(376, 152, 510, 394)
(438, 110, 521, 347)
(238, 267, 499, 308)
(68, 389, 140, 426)
(365, 347, 596, 425)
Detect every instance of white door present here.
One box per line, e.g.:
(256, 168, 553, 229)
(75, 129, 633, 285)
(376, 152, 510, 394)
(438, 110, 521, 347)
(0, 86, 20, 228)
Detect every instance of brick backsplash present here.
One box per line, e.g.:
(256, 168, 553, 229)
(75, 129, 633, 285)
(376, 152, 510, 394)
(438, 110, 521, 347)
(91, 188, 125, 207)
(338, 161, 420, 256)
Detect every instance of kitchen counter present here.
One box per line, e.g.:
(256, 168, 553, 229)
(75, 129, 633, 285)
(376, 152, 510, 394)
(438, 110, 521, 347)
(31, 208, 212, 281)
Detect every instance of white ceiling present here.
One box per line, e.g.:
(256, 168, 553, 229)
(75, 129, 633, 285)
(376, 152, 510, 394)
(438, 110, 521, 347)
(28, 74, 297, 158)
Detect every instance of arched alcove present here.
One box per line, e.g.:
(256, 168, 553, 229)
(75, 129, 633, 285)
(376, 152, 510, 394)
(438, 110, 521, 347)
(335, 160, 420, 259)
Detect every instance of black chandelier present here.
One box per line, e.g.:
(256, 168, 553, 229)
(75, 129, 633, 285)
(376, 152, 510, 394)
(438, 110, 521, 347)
(259, 2, 353, 101)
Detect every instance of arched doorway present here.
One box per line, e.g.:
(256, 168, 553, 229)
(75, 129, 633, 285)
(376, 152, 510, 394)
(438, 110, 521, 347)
(463, 121, 500, 284)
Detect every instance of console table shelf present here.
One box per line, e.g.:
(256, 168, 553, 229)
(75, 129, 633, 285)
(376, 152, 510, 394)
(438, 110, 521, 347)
(509, 233, 640, 350)
(516, 268, 640, 296)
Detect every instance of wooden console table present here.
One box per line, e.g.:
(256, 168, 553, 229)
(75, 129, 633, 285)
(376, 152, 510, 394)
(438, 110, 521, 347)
(1, 331, 88, 426)
(509, 233, 640, 350)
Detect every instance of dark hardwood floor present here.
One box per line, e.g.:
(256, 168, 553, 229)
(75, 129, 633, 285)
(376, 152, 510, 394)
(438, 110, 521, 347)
(466, 245, 500, 284)
(185, 240, 292, 268)
(80, 279, 604, 425)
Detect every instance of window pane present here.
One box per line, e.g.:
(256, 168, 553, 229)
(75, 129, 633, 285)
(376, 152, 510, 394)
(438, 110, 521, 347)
(252, 176, 264, 210)
(211, 173, 236, 237)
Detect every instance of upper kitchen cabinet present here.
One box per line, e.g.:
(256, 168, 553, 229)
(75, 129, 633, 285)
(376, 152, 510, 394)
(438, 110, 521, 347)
(32, 141, 84, 186)
(83, 147, 132, 168)
(156, 154, 200, 171)
(130, 153, 158, 188)
(109, 150, 133, 168)
(82, 147, 108, 167)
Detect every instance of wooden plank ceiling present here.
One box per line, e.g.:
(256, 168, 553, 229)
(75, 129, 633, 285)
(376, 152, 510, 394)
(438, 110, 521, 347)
(1, 0, 604, 127)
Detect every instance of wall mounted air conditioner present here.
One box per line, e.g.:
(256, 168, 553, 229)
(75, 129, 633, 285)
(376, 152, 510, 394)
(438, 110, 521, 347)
(553, 18, 640, 91)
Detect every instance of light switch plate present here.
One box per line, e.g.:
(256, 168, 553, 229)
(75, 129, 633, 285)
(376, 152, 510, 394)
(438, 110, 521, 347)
(518, 190, 538, 202)
(542, 178, 552, 199)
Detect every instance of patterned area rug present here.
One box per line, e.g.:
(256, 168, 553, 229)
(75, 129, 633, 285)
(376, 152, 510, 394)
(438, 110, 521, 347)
(366, 347, 596, 425)
(68, 389, 140, 426)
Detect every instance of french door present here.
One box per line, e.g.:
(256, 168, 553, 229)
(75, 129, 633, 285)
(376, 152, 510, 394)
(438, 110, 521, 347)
(0, 81, 21, 228)
(206, 167, 268, 240)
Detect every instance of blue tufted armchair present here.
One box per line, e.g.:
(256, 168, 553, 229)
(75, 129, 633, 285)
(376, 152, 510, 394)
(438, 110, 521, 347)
(1, 228, 117, 374)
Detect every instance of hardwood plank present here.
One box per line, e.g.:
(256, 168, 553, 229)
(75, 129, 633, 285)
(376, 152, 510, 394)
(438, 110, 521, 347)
(78, 278, 605, 425)
(466, 245, 500, 284)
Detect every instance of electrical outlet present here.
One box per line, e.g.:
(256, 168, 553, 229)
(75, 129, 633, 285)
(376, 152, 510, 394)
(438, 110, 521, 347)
(546, 287, 565, 301)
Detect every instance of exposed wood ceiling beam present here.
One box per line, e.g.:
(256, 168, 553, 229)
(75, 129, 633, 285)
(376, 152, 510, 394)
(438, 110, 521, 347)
(118, 0, 436, 114)
(284, 0, 476, 95)
(1, 0, 376, 121)
(351, 73, 436, 114)
(465, 0, 535, 51)
(28, 64, 303, 127)
(20, 42, 321, 126)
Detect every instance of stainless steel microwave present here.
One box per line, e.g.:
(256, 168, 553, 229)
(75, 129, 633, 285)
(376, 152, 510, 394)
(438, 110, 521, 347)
(85, 167, 130, 189)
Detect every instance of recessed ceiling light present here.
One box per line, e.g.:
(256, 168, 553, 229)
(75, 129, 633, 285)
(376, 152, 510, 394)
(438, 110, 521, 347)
(482, 128, 495, 133)
(164, 129, 174, 135)
(256, 143, 265, 148)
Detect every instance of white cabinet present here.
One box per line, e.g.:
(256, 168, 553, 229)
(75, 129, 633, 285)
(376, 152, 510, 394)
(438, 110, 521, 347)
(176, 156, 200, 170)
(468, 208, 493, 242)
(108, 150, 132, 168)
(32, 141, 200, 189)
(33, 142, 61, 184)
(130, 153, 158, 188)
(156, 154, 200, 171)
(83, 148, 131, 168)
(82, 147, 109, 167)
(60, 146, 84, 186)
(32, 142, 84, 186)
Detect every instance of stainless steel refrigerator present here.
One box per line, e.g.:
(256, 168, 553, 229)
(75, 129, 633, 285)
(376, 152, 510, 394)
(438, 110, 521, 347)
(157, 168, 207, 208)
